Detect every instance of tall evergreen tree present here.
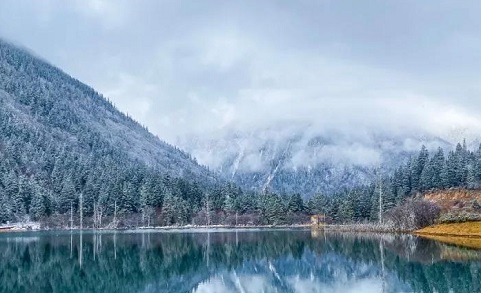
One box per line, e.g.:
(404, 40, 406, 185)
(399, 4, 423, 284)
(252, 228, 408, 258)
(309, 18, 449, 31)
(287, 193, 304, 214)
(30, 187, 46, 221)
(431, 147, 445, 189)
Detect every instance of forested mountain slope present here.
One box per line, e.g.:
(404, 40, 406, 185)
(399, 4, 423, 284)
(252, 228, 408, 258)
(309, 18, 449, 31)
(308, 141, 481, 224)
(0, 39, 217, 223)
(0, 39, 212, 178)
(181, 128, 450, 196)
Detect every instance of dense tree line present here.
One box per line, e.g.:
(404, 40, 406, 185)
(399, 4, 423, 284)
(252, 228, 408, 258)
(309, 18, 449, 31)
(307, 140, 481, 223)
(0, 39, 316, 227)
(0, 128, 311, 226)
(3, 39, 481, 228)
(0, 40, 208, 226)
(0, 88, 310, 226)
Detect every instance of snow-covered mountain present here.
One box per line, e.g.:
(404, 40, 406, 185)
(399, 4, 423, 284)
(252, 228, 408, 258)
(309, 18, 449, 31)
(0, 39, 216, 184)
(179, 123, 451, 196)
(0, 38, 458, 199)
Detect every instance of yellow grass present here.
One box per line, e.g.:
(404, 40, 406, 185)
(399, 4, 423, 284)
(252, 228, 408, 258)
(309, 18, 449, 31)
(440, 244, 481, 260)
(416, 221, 481, 237)
(415, 221, 481, 250)
(418, 234, 481, 250)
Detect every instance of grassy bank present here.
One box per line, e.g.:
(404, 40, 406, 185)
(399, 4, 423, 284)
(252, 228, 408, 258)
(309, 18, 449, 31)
(417, 234, 481, 250)
(415, 221, 481, 249)
(416, 221, 481, 237)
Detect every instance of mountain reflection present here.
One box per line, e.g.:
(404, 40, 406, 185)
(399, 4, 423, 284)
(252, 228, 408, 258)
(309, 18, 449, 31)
(0, 229, 480, 293)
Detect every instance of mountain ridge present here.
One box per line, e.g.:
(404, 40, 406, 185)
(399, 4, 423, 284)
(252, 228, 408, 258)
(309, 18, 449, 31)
(179, 126, 451, 196)
(0, 38, 214, 182)
(0, 39, 218, 223)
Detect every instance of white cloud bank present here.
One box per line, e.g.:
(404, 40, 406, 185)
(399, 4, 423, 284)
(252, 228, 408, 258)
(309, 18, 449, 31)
(1, 0, 481, 168)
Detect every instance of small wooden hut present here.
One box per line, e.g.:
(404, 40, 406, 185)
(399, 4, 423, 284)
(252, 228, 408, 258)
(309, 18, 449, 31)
(311, 214, 326, 227)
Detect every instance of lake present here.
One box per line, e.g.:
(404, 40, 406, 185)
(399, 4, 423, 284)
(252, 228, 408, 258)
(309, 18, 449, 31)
(0, 229, 480, 293)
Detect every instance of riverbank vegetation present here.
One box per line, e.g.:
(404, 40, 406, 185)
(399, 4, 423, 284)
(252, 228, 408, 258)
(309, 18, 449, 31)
(414, 233, 481, 250)
(314, 140, 481, 224)
(2, 131, 481, 232)
(3, 36, 481, 235)
(416, 221, 481, 238)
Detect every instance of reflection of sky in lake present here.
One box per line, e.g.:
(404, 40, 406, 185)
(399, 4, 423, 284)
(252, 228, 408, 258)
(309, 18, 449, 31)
(192, 251, 411, 293)
(1, 230, 481, 293)
(195, 275, 386, 293)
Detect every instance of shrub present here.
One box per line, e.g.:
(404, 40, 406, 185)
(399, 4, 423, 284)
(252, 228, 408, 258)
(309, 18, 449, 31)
(437, 211, 481, 224)
(384, 200, 440, 231)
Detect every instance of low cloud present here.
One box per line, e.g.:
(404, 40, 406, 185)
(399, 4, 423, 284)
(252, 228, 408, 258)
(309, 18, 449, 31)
(1, 1, 481, 168)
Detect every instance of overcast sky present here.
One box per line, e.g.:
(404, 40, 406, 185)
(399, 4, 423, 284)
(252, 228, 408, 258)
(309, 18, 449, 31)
(1, 0, 481, 145)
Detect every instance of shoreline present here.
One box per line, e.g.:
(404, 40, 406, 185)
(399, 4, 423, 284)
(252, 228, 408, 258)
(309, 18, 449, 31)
(415, 233, 481, 250)
(415, 221, 481, 238)
(3, 221, 481, 249)
(0, 223, 313, 233)
(0, 222, 407, 233)
(0, 222, 414, 233)
(414, 221, 481, 249)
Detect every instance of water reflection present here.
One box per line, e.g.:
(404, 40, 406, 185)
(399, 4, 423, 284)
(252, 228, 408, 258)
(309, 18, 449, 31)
(0, 229, 480, 293)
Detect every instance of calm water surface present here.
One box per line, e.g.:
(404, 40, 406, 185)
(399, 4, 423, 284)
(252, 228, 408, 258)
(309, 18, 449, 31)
(1, 229, 480, 293)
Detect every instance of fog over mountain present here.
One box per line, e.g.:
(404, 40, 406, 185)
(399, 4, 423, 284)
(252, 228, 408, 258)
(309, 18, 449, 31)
(2, 1, 481, 193)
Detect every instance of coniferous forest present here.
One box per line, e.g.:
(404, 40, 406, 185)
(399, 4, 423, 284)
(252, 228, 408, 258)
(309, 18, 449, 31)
(316, 141, 481, 224)
(3, 3, 481, 293)
(1, 38, 480, 229)
(0, 39, 310, 227)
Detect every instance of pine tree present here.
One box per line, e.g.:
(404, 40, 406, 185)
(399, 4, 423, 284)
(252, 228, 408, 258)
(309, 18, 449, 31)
(475, 144, 481, 181)
(466, 164, 477, 189)
(454, 143, 466, 186)
(175, 197, 190, 225)
(400, 162, 412, 197)
(264, 193, 285, 225)
(411, 146, 429, 193)
(0, 192, 13, 223)
(339, 193, 355, 223)
(121, 181, 137, 213)
(224, 191, 237, 215)
(444, 151, 457, 187)
(161, 191, 176, 225)
(420, 159, 434, 192)
(287, 193, 304, 213)
(147, 175, 161, 208)
(237, 191, 256, 214)
(4, 170, 18, 203)
(140, 180, 154, 226)
(307, 193, 327, 215)
(431, 147, 445, 189)
(354, 187, 370, 220)
(17, 175, 32, 215)
(59, 178, 76, 214)
(30, 187, 46, 220)
(383, 178, 396, 211)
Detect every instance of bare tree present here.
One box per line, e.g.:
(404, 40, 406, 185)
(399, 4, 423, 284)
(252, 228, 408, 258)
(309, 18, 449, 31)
(79, 193, 83, 230)
(70, 202, 73, 230)
(378, 167, 383, 225)
(384, 200, 440, 231)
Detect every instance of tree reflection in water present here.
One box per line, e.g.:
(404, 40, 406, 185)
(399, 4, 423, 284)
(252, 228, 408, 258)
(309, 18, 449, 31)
(0, 229, 480, 293)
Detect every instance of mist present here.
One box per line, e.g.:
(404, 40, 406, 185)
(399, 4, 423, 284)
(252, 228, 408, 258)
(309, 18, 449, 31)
(1, 0, 481, 169)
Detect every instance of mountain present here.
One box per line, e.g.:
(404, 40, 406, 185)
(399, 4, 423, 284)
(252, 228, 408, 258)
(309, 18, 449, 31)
(0, 39, 214, 180)
(0, 39, 217, 223)
(179, 124, 451, 196)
